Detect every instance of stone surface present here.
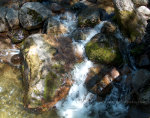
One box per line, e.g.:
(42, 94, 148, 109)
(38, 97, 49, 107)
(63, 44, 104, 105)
(85, 33, 123, 65)
(78, 8, 100, 28)
(50, 3, 63, 13)
(132, 0, 149, 6)
(19, 2, 52, 30)
(21, 34, 76, 108)
(0, 7, 8, 32)
(6, 8, 19, 29)
(46, 18, 68, 38)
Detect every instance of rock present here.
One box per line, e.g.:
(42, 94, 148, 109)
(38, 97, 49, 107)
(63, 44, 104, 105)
(71, 2, 87, 14)
(137, 6, 150, 21)
(50, 3, 63, 13)
(11, 54, 22, 65)
(113, 0, 145, 42)
(85, 67, 120, 98)
(101, 22, 117, 35)
(139, 54, 150, 67)
(132, 69, 150, 92)
(6, 8, 19, 29)
(46, 18, 68, 38)
(0, 7, 8, 32)
(21, 34, 76, 108)
(19, 2, 52, 30)
(132, 0, 149, 7)
(87, 0, 97, 3)
(8, 29, 29, 44)
(72, 28, 88, 41)
(78, 8, 100, 28)
(85, 33, 123, 65)
(110, 67, 120, 79)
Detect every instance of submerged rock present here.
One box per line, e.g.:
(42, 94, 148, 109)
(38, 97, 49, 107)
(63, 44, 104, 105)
(19, 2, 52, 30)
(46, 18, 68, 38)
(21, 34, 75, 109)
(50, 3, 63, 13)
(78, 8, 100, 28)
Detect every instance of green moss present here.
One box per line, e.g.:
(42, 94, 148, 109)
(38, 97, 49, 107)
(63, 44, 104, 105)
(51, 64, 65, 73)
(115, 10, 144, 42)
(85, 41, 122, 65)
(44, 71, 61, 101)
(27, 8, 43, 23)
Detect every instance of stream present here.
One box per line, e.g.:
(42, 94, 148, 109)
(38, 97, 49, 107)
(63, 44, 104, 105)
(0, 11, 129, 118)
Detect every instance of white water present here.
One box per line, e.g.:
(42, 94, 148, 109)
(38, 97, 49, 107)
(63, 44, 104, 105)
(53, 12, 128, 118)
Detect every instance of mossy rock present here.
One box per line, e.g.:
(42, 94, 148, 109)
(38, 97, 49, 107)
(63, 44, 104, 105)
(85, 33, 123, 65)
(78, 8, 100, 28)
(114, 10, 144, 42)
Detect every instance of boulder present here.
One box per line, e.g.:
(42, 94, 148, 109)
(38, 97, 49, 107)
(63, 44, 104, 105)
(113, 0, 145, 42)
(46, 18, 68, 38)
(50, 3, 63, 13)
(21, 34, 75, 108)
(78, 8, 100, 28)
(72, 28, 88, 41)
(132, 0, 149, 7)
(0, 7, 8, 32)
(19, 2, 52, 30)
(85, 33, 123, 65)
(6, 8, 19, 29)
(132, 69, 150, 92)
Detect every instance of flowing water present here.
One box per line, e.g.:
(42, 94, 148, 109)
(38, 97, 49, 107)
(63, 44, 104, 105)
(0, 11, 129, 118)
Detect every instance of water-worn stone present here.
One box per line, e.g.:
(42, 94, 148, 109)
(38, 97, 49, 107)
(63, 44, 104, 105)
(19, 2, 52, 30)
(46, 18, 68, 38)
(113, 0, 146, 42)
(137, 6, 150, 21)
(85, 33, 123, 65)
(6, 8, 19, 29)
(21, 34, 76, 109)
(0, 7, 8, 32)
(50, 3, 63, 13)
(78, 8, 100, 28)
(132, 0, 149, 7)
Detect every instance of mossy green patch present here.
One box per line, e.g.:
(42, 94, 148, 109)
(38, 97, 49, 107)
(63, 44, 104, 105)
(85, 41, 122, 65)
(27, 8, 43, 23)
(114, 10, 144, 42)
(44, 71, 61, 101)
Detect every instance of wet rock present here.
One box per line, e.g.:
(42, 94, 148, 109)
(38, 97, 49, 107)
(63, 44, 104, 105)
(21, 34, 76, 108)
(6, 8, 19, 29)
(85, 67, 120, 98)
(19, 2, 52, 30)
(46, 18, 67, 38)
(132, 0, 149, 7)
(72, 28, 88, 41)
(137, 6, 150, 21)
(113, 0, 146, 42)
(139, 54, 150, 67)
(11, 54, 22, 65)
(87, 0, 97, 3)
(71, 2, 87, 14)
(101, 22, 117, 35)
(132, 69, 150, 92)
(85, 33, 123, 65)
(78, 8, 100, 28)
(8, 29, 29, 44)
(0, 7, 8, 32)
(50, 3, 63, 13)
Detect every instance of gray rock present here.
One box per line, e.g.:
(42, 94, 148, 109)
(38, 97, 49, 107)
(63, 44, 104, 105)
(113, 0, 134, 12)
(139, 54, 150, 67)
(132, 0, 149, 6)
(6, 8, 19, 29)
(19, 2, 52, 30)
(132, 69, 150, 91)
(0, 7, 8, 32)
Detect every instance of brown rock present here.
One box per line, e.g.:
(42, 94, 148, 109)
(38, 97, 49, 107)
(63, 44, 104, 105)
(11, 54, 22, 65)
(110, 67, 120, 79)
(51, 3, 63, 13)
